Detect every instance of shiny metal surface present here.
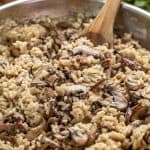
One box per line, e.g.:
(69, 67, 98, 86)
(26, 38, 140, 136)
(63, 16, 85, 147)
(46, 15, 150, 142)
(0, 0, 149, 49)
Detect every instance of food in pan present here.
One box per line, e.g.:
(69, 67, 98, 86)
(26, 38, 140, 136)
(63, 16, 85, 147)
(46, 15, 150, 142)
(0, 14, 149, 150)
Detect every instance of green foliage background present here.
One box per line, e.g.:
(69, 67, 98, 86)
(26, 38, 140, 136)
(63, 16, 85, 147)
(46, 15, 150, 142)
(124, 0, 150, 11)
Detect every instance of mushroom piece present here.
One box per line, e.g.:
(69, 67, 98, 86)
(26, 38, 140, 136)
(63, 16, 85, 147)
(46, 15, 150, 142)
(0, 135, 16, 145)
(40, 136, 60, 149)
(111, 95, 128, 111)
(26, 118, 46, 141)
(131, 104, 149, 122)
(67, 85, 87, 95)
(55, 84, 88, 96)
(73, 45, 100, 58)
(125, 107, 133, 124)
(141, 86, 150, 100)
(69, 125, 88, 146)
(0, 123, 14, 132)
(131, 124, 150, 150)
(31, 80, 49, 87)
(125, 74, 144, 91)
(103, 85, 128, 111)
(144, 130, 150, 144)
(54, 129, 70, 140)
(126, 103, 149, 122)
(45, 87, 55, 98)
(0, 119, 27, 135)
(101, 58, 112, 69)
(122, 58, 142, 70)
(69, 123, 97, 146)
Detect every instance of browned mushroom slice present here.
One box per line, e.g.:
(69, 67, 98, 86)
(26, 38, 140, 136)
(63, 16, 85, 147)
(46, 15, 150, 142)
(141, 86, 150, 100)
(144, 130, 150, 144)
(0, 121, 27, 136)
(40, 136, 60, 149)
(122, 58, 142, 70)
(128, 90, 141, 102)
(101, 58, 112, 69)
(45, 87, 55, 98)
(0, 134, 16, 145)
(125, 107, 133, 124)
(104, 85, 128, 111)
(26, 118, 46, 141)
(90, 79, 105, 91)
(126, 104, 148, 122)
(56, 20, 73, 29)
(0, 123, 14, 132)
(54, 129, 70, 140)
(131, 105, 148, 121)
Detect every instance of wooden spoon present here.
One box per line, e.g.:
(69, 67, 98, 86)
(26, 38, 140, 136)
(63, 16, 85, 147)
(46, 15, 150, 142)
(1, 0, 14, 4)
(82, 0, 121, 45)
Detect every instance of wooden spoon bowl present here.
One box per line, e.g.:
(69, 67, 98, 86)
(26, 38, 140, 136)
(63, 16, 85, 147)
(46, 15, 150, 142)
(82, 0, 121, 45)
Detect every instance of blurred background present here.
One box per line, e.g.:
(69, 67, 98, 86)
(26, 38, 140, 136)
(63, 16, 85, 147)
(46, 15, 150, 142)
(0, 0, 150, 12)
(124, 0, 150, 11)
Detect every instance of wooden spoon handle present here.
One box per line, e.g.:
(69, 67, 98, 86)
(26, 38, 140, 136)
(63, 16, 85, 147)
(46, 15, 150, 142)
(1, 0, 14, 4)
(83, 0, 121, 45)
(99, 0, 121, 34)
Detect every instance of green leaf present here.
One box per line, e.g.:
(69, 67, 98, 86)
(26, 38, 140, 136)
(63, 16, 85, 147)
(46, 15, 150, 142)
(134, 1, 147, 7)
(123, 0, 150, 11)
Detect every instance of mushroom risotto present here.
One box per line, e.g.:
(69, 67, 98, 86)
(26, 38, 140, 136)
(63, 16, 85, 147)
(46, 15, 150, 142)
(0, 14, 149, 150)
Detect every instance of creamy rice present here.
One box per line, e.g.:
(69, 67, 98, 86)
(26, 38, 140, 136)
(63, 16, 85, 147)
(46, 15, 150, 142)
(0, 14, 149, 150)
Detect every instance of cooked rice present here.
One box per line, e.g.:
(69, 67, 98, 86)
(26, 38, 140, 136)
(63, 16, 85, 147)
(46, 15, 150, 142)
(0, 14, 149, 150)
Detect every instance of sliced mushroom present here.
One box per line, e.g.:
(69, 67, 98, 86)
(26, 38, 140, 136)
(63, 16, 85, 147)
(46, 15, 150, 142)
(69, 125, 88, 146)
(111, 95, 128, 111)
(144, 130, 150, 144)
(55, 84, 87, 96)
(90, 79, 105, 91)
(0, 123, 14, 133)
(141, 86, 150, 100)
(69, 123, 97, 146)
(131, 104, 148, 121)
(126, 103, 148, 122)
(26, 118, 46, 141)
(67, 85, 87, 95)
(41, 136, 60, 148)
(0, 135, 16, 145)
(131, 124, 150, 150)
(54, 129, 70, 140)
(31, 80, 49, 87)
(125, 107, 133, 124)
(91, 101, 102, 113)
(128, 90, 141, 104)
(73, 45, 100, 58)
(125, 74, 144, 90)
(56, 21, 73, 29)
(122, 58, 142, 70)
(86, 124, 97, 145)
(104, 85, 128, 111)
(101, 58, 112, 69)
(0, 119, 27, 135)
(45, 87, 55, 98)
